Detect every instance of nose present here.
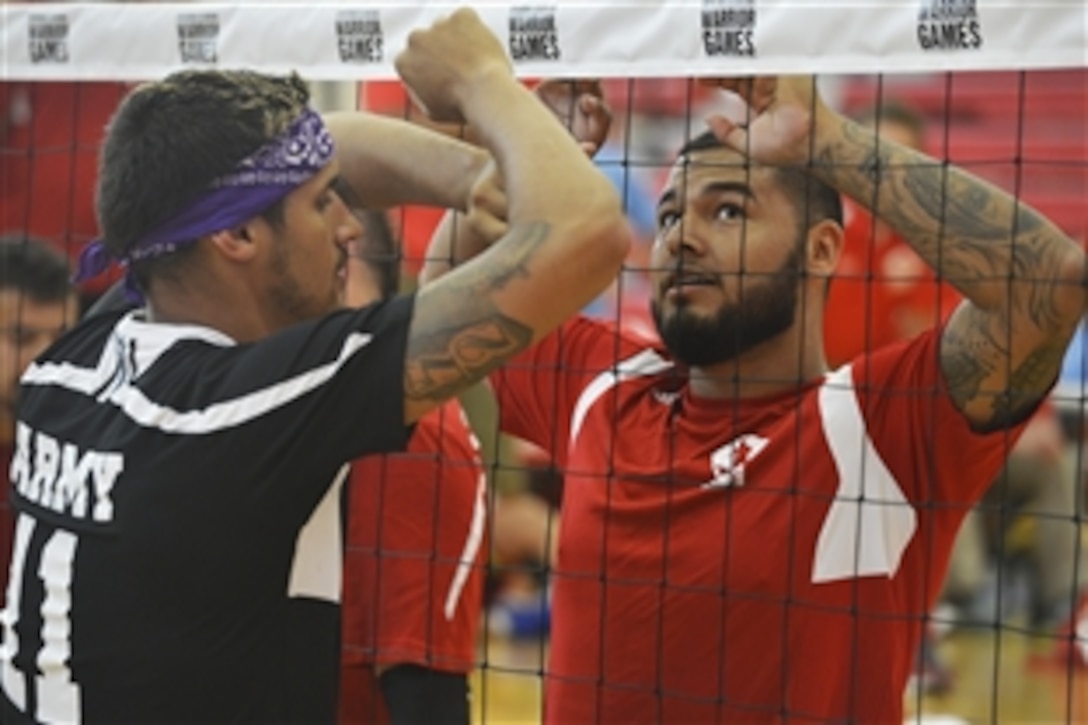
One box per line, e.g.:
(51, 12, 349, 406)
(659, 212, 707, 262)
(331, 192, 363, 249)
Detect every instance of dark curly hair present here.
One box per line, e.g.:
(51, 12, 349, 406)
(96, 69, 311, 288)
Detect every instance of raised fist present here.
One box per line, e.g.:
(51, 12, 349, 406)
(700, 75, 828, 167)
(394, 8, 513, 124)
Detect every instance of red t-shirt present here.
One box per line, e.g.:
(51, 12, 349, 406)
(339, 401, 486, 724)
(824, 202, 960, 369)
(492, 317, 1022, 723)
(1, 82, 128, 293)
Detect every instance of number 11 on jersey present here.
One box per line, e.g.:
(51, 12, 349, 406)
(1, 514, 81, 722)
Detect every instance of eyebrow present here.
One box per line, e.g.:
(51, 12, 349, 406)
(326, 174, 345, 194)
(329, 175, 362, 207)
(657, 180, 757, 212)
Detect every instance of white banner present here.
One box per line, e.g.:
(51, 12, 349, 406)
(2, 1, 1084, 82)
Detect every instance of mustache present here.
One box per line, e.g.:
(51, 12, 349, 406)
(661, 267, 723, 290)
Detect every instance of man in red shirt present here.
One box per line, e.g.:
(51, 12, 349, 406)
(338, 207, 486, 724)
(425, 75, 1085, 722)
(0, 237, 79, 604)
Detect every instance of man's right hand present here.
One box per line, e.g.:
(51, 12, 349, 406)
(394, 8, 513, 124)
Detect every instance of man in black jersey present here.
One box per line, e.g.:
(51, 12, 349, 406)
(0, 9, 628, 723)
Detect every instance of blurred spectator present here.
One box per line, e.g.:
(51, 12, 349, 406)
(1, 82, 127, 303)
(937, 402, 1079, 631)
(484, 439, 558, 641)
(338, 208, 486, 725)
(0, 236, 79, 604)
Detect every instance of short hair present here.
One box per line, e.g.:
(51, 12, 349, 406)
(677, 131, 843, 231)
(0, 236, 74, 304)
(96, 69, 310, 288)
(853, 100, 927, 147)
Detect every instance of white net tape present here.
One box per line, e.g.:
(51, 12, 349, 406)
(2, 1, 1085, 82)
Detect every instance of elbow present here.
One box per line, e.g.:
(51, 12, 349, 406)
(1053, 241, 1087, 326)
(580, 193, 631, 275)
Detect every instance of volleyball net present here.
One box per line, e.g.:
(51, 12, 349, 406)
(3, 2, 1087, 722)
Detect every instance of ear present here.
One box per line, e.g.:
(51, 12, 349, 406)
(207, 226, 260, 263)
(804, 219, 844, 280)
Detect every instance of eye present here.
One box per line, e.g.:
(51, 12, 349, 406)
(715, 203, 744, 222)
(4, 327, 39, 348)
(657, 210, 680, 232)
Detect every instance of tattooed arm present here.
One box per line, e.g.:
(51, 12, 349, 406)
(815, 116, 1082, 429)
(395, 10, 628, 424)
(706, 76, 1085, 431)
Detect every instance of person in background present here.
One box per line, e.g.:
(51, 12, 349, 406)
(1, 81, 128, 303)
(0, 237, 79, 604)
(337, 206, 486, 725)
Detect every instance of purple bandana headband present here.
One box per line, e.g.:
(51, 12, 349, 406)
(74, 107, 336, 291)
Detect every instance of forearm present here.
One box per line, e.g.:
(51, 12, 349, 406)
(397, 29, 627, 425)
(324, 111, 487, 211)
(811, 110, 1084, 321)
(457, 73, 614, 231)
(812, 109, 1085, 426)
(420, 200, 509, 286)
(419, 211, 462, 285)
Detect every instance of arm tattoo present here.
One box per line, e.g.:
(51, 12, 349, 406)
(818, 119, 1058, 290)
(990, 343, 1066, 424)
(819, 116, 1083, 428)
(404, 317, 531, 401)
(940, 326, 995, 409)
(403, 221, 546, 403)
(941, 305, 1065, 430)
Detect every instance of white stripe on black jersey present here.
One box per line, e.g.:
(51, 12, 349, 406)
(1, 295, 415, 723)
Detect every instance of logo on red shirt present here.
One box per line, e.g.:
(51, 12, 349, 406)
(702, 433, 768, 489)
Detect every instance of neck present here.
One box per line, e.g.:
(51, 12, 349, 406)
(686, 322, 828, 400)
(146, 278, 271, 343)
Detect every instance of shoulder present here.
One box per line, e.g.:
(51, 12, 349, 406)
(38, 310, 127, 365)
(559, 314, 669, 364)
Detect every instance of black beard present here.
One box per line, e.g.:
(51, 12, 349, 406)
(651, 247, 801, 367)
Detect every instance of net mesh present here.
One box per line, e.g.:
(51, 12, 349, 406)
(1, 3, 1086, 723)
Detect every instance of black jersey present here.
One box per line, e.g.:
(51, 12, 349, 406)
(0, 295, 414, 723)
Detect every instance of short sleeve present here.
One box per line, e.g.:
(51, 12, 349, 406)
(491, 316, 657, 465)
(136, 294, 417, 470)
(853, 328, 1026, 508)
